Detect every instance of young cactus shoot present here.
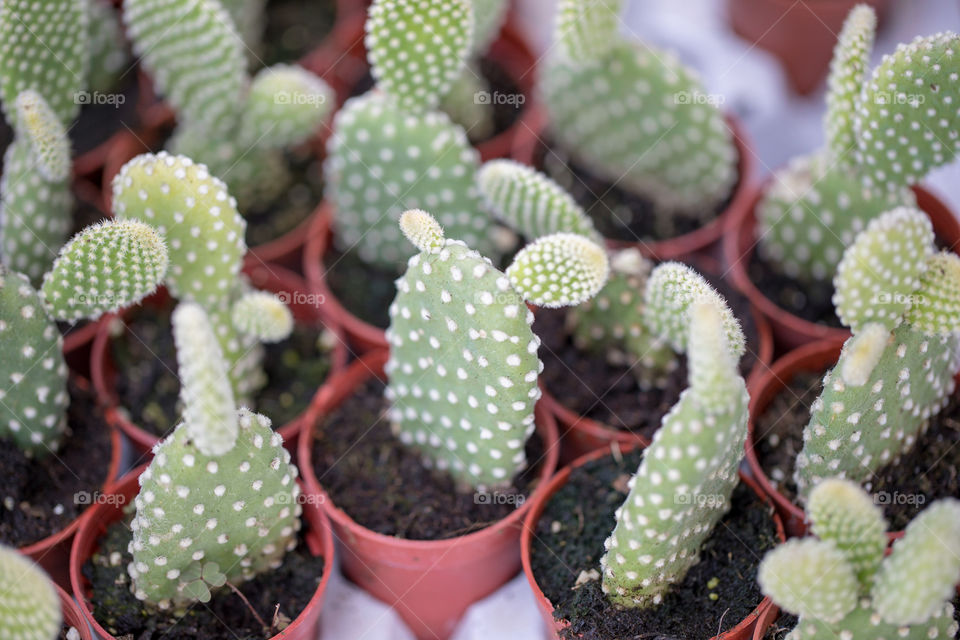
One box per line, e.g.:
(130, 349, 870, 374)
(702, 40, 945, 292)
(0, 545, 62, 640)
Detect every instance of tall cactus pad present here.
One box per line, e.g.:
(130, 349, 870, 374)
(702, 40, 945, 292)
(857, 32, 960, 189)
(242, 64, 333, 149)
(124, 0, 246, 136)
(0, 545, 62, 640)
(541, 42, 736, 215)
(326, 92, 490, 268)
(86, 0, 130, 93)
(505, 233, 609, 308)
(0, 269, 68, 456)
(905, 252, 960, 335)
(129, 408, 301, 611)
(824, 5, 876, 161)
(366, 0, 472, 111)
(555, 0, 623, 61)
(386, 211, 542, 489)
(756, 153, 915, 284)
(0, 0, 88, 124)
(15, 91, 70, 183)
(112, 152, 246, 310)
(601, 300, 749, 608)
(41, 220, 169, 322)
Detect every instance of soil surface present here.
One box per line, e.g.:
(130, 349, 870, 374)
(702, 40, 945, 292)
(748, 252, 841, 327)
(112, 303, 334, 438)
(0, 381, 111, 548)
(261, 0, 337, 66)
(84, 520, 324, 640)
(70, 72, 141, 157)
(310, 379, 545, 540)
(529, 449, 779, 640)
(755, 371, 960, 530)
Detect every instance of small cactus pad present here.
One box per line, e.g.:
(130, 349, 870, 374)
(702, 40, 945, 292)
(366, 0, 472, 111)
(824, 5, 876, 162)
(0, 545, 62, 640)
(555, 0, 623, 61)
(904, 252, 960, 335)
(231, 291, 294, 343)
(242, 64, 333, 148)
(505, 233, 609, 308)
(15, 91, 70, 182)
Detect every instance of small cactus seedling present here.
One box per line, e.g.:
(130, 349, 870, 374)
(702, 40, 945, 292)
(385, 210, 608, 489)
(128, 303, 302, 612)
(325, 0, 500, 271)
(794, 208, 960, 498)
(0, 545, 62, 640)
(600, 266, 749, 608)
(759, 478, 960, 639)
(539, 0, 737, 218)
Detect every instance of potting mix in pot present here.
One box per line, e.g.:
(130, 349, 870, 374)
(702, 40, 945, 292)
(1, 0, 960, 639)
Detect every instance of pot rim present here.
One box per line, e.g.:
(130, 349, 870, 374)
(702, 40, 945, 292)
(56, 583, 94, 640)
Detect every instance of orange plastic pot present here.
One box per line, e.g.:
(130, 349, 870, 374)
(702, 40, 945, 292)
(57, 583, 95, 640)
(298, 349, 561, 640)
(751, 601, 781, 640)
(70, 467, 336, 640)
(90, 263, 347, 456)
(724, 183, 960, 351)
(521, 444, 783, 640)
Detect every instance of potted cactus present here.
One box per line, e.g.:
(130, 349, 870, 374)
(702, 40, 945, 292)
(514, 0, 753, 261)
(298, 210, 609, 638)
(725, 6, 960, 348)
(747, 207, 960, 535)
(1, 544, 94, 640)
(90, 152, 345, 454)
(72, 303, 335, 640)
(758, 478, 960, 639)
(521, 272, 784, 639)
(478, 159, 772, 460)
(1, 210, 168, 581)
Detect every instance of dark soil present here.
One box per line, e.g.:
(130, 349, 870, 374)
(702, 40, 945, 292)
(748, 252, 841, 327)
(529, 449, 779, 640)
(537, 269, 761, 437)
(310, 379, 545, 540)
(533, 136, 737, 244)
(70, 72, 141, 157)
(0, 381, 111, 548)
(245, 146, 324, 249)
(755, 371, 960, 530)
(762, 612, 798, 639)
(261, 0, 337, 67)
(111, 303, 333, 438)
(84, 519, 324, 640)
(322, 245, 400, 329)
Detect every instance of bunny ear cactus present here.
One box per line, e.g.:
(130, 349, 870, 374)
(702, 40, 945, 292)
(759, 478, 960, 640)
(0, 545, 62, 640)
(540, 0, 736, 217)
(794, 208, 960, 498)
(385, 210, 607, 489)
(85, 0, 130, 94)
(824, 5, 876, 162)
(601, 276, 748, 608)
(129, 303, 301, 612)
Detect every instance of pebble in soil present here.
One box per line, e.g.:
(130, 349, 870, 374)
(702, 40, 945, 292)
(755, 370, 960, 530)
(529, 449, 779, 640)
(83, 520, 324, 640)
(111, 303, 334, 438)
(0, 381, 111, 548)
(310, 380, 544, 540)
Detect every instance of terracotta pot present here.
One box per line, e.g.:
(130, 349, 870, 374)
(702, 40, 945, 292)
(57, 584, 94, 640)
(513, 113, 758, 262)
(70, 467, 336, 640)
(726, 0, 891, 95)
(90, 263, 347, 456)
(521, 444, 783, 640)
(751, 601, 781, 640)
(298, 349, 561, 640)
(724, 183, 960, 351)
(19, 376, 123, 589)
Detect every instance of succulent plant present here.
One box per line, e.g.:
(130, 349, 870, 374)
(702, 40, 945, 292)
(759, 478, 960, 639)
(385, 209, 608, 489)
(128, 303, 302, 612)
(123, 0, 332, 211)
(325, 0, 500, 271)
(0, 545, 62, 640)
(539, 0, 737, 218)
(794, 207, 960, 498)
(0, 217, 169, 456)
(757, 6, 959, 286)
(599, 265, 749, 608)
(85, 0, 131, 94)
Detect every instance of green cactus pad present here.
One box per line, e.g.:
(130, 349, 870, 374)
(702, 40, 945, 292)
(231, 290, 294, 343)
(85, 0, 130, 94)
(905, 252, 960, 335)
(41, 220, 169, 322)
(325, 91, 492, 268)
(824, 5, 876, 162)
(0, 268, 68, 456)
(0, 545, 62, 640)
(439, 64, 495, 142)
(554, 0, 623, 61)
(506, 233, 609, 308)
(15, 91, 70, 183)
(242, 64, 333, 149)
(366, 0, 472, 111)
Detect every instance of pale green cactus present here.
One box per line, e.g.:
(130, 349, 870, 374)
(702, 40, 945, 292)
(231, 290, 294, 343)
(241, 65, 333, 148)
(759, 478, 960, 640)
(385, 210, 608, 488)
(794, 208, 960, 498)
(824, 5, 876, 161)
(601, 282, 748, 608)
(468, 0, 508, 55)
(128, 303, 301, 612)
(540, 0, 736, 217)
(86, 0, 130, 94)
(0, 545, 62, 640)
